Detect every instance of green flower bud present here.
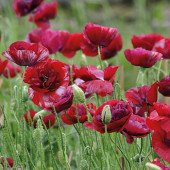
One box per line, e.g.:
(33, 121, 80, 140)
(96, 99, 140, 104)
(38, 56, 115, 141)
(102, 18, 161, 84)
(33, 110, 50, 122)
(80, 159, 89, 170)
(101, 105, 111, 125)
(58, 151, 65, 165)
(33, 120, 44, 144)
(72, 84, 86, 103)
(145, 162, 162, 170)
(133, 154, 144, 162)
(22, 86, 29, 102)
(80, 54, 88, 67)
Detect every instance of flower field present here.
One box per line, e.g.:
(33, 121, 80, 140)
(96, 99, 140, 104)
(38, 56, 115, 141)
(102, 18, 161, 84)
(0, 0, 170, 169)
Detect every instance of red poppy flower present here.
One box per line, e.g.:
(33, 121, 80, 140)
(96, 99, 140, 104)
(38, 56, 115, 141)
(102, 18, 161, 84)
(153, 38, 170, 59)
(131, 34, 164, 50)
(125, 82, 158, 115)
(81, 23, 121, 60)
(152, 124, 170, 163)
(0, 57, 8, 76)
(1, 157, 14, 168)
(61, 103, 96, 125)
(146, 103, 170, 131)
(73, 65, 118, 97)
(85, 100, 132, 133)
(124, 48, 162, 68)
(61, 33, 83, 58)
(29, 2, 58, 28)
(23, 59, 70, 108)
(40, 29, 70, 54)
(158, 76, 170, 97)
(151, 158, 170, 170)
(2, 41, 49, 66)
(25, 28, 46, 44)
(3, 62, 22, 78)
(45, 86, 73, 113)
(121, 114, 152, 144)
(13, 0, 43, 16)
(24, 110, 55, 129)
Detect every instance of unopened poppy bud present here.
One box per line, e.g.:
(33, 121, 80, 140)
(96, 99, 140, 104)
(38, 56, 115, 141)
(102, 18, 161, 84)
(33, 110, 50, 122)
(22, 86, 29, 102)
(101, 105, 111, 125)
(72, 84, 85, 103)
(80, 159, 89, 170)
(145, 162, 161, 170)
(80, 54, 88, 67)
(58, 151, 65, 165)
(33, 120, 44, 144)
(132, 154, 144, 162)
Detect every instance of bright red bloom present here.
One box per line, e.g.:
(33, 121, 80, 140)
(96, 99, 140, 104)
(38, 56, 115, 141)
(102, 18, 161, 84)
(0, 57, 8, 76)
(85, 100, 132, 133)
(61, 103, 96, 125)
(158, 76, 170, 97)
(73, 65, 119, 97)
(131, 34, 164, 50)
(2, 41, 49, 66)
(124, 48, 162, 68)
(3, 62, 22, 78)
(81, 23, 121, 60)
(61, 33, 83, 58)
(13, 0, 43, 16)
(152, 125, 170, 163)
(45, 86, 73, 113)
(40, 29, 70, 54)
(125, 82, 158, 114)
(29, 2, 58, 28)
(153, 38, 170, 59)
(146, 103, 170, 131)
(151, 158, 170, 170)
(24, 110, 55, 129)
(25, 28, 46, 43)
(121, 115, 152, 144)
(1, 157, 14, 168)
(24, 59, 70, 108)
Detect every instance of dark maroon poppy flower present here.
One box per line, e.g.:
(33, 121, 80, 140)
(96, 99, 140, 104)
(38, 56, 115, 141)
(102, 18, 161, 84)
(100, 34, 122, 60)
(73, 65, 118, 97)
(23, 59, 70, 108)
(1, 157, 14, 168)
(61, 103, 96, 125)
(151, 158, 170, 170)
(24, 110, 55, 129)
(146, 103, 170, 131)
(85, 100, 132, 133)
(40, 29, 70, 54)
(29, 2, 58, 28)
(0, 57, 8, 76)
(61, 33, 83, 58)
(13, 0, 43, 16)
(81, 23, 121, 60)
(45, 86, 73, 113)
(2, 41, 49, 66)
(158, 76, 170, 97)
(121, 114, 152, 144)
(3, 62, 22, 78)
(153, 38, 170, 59)
(125, 82, 158, 114)
(124, 48, 162, 68)
(25, 28, 46, 44)
(131, 34, 164, 50)
(151, 123, 170, 164)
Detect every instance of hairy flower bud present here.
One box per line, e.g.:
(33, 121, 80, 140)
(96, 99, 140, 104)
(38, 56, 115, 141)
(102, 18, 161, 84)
(145, 163, 162, 170)
(33, 110, 51, 122)
(101, 105, 111, 125)
(72, 84, 85, 103)
(33, 120, 44, 144)
(80, 54, 88, 67)
(22, 86, 29, 102)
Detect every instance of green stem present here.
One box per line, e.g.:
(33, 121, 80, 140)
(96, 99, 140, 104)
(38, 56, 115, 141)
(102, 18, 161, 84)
(98, 46, 103, 69)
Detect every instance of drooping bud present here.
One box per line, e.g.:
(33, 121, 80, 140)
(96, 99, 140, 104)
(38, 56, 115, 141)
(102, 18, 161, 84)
(33, 110, 51, 122)
(101, 105, 111, 125)
(132, 154, 144, 162)
(72, 84, 85, 103)
(97, 60, 109, 69)
(145, 162, 162, 170)
(80, 54, 88, 67)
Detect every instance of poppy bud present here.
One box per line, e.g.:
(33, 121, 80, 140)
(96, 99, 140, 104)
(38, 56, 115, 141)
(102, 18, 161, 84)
(101, 105, 111, 125)
(145, 162, 162, 170)
(33, 120, 44, 144)
(80, 54, 88, 67)
(97, 60, 109, 69)
(72, 84, 86, 103)
(33, 110, 51, 122)
(132, 154, 144, 162)
(80, 160, 89, 170)
(22, 86, 29, 102)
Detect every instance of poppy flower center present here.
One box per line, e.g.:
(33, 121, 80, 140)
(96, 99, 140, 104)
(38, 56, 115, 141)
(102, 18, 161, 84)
(164, 137, 170, 147)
